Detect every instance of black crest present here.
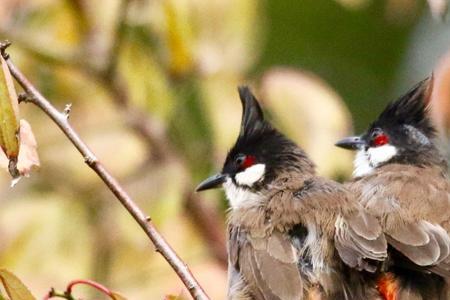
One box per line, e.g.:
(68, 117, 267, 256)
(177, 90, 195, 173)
(238, 86, 266, 138)
(222, 86, 314, 183)
(372, 78, 436, 137)
(233, 86, 277, 148)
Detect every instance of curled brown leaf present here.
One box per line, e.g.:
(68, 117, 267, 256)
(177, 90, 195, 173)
(16, 119, 40, 177)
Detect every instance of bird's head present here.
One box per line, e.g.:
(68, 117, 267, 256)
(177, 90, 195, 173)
(336, 78, 442, 177)
(196, 86, 313, 209)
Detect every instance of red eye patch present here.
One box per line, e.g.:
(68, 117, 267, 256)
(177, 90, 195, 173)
(241, 155, 256, 169)
(373, 134, 389, 146)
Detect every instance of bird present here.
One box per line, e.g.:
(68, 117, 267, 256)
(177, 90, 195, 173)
(335, 78, 450, 299)
(196, 86, 388, 300)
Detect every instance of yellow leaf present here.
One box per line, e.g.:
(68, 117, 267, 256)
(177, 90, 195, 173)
(0, 269, 36, 300)
(164, 0, 194, 76)
(163, 292, 189, 300)
(0, 55, 20, 158)
(111, 292, 128, 300)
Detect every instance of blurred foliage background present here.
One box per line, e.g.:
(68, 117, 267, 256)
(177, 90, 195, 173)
(0, 0, 449, 299)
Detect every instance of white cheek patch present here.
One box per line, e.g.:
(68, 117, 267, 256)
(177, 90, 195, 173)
(367, 144, 397, 167)
(223, 178, 263, 209)
(235, 163, 266, 186)
(353, 145, 398, 177)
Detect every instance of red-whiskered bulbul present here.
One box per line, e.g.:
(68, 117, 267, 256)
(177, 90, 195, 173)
(336, 78, 450, 300)
(196, 87, 388, 300)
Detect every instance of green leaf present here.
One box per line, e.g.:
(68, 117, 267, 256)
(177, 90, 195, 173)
(0, 269, 36, 300)
(0, 55, 20, 159)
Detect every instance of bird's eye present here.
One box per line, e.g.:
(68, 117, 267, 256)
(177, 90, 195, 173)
(371, 130, 389, 147)
(235, 154, 256, 170)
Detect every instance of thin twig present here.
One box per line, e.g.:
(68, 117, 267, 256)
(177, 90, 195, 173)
(66, 279, 115, 299)
(0, 42, 209, 300)
(3, 0, 228, 264)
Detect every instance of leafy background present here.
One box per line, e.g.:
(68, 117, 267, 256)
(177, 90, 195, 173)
(0, 0, 449, 299)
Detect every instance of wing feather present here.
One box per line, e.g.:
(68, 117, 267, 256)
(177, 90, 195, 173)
(237, 230, 303, 300)
(335, 214, 387, 272)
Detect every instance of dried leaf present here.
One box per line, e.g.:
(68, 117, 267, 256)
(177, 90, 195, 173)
(16, 119, 40, 177)
(0, 55, 20, 159)
(427, 0, 448, 20)
(0, 269, 36, 300)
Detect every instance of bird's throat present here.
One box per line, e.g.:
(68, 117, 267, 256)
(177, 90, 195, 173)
(224, 178, 263, 209)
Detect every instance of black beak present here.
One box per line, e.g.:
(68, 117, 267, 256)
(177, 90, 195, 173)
(335, 136, 366, 150)
(195, 173, 227, 192)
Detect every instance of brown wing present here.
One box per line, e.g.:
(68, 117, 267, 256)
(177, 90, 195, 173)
(280, 177, 388, 273)
(348, 164, 450, 275)
(386, 221, 450, 278)
(228, 225, 303, 300)
(335, 210, 387, 272)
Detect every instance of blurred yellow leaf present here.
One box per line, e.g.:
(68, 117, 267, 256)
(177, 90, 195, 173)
(120, 42, 174, 120)
(111, 292, 128, 300)
(0, 269, 36, 300)
(195, 0, 261, 75)
(164, 0, 194, 76)
(164, 294, 186, 300)
(261, 68, 354, 178)
(0, 55, 20, 159)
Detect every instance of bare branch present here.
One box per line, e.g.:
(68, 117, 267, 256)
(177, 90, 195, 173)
(2, 0, 229, 263)
(0, 42, 209, 300)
